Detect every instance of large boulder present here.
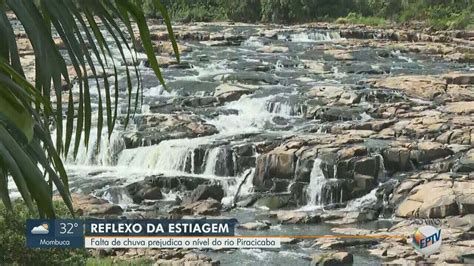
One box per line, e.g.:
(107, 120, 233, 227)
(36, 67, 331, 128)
(396, 180, 455, 218)
(126, 181, 163, 204)
(311, 252, 354, 266)
(66, 194, 123, 217)
(382, 147, 413, 172)
(252, 193, 292, 210)
(170, 199, 222, 216)
(444, 101, 474, 114)
(410, 141, 453, 164)
(455, 149, 474, 172)
(271, 211, 321, 224)
(123, 114, 218, 148)
(214, 84, 252, 103)
(185, 184, 224, 203)
(253, 147, 296, 190)
(365, 75, 446, 100)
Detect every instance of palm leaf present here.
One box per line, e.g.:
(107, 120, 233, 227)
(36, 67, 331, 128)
(0, 0, 179, 217)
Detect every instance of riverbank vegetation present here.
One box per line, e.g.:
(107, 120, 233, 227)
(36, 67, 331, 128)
(140, 0, 474, 30)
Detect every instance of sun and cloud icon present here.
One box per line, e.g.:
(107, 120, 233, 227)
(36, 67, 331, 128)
(31, 223, 49, 235)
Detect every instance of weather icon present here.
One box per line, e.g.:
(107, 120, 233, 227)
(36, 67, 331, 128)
(31, 223, 49, 235)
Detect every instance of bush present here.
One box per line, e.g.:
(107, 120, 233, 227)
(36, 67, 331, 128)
(224, 0, 261, 22)
(336, 13, 388, 26)
(0, 201, 89, 265)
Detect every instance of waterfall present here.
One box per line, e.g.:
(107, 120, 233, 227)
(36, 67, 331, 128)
(221, 168, 255, 207)
(306, 158, 327, 206)
(203, 147, 220, 175)
(287, 31, 342, 42)
(345, 186, 378, 211)
(116, 139, 198, 174)
(66, 129, 125, 166)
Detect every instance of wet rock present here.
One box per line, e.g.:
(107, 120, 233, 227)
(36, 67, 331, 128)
(185, 184, 224, 203)
(288, 181, 307, 205)
(214, 84, 252, 103)
(126, 181, 163, 204)
(310, 252, 353, 266)
(313, 106, 365, 122)
(145, 175, 209, 192)
(455, 149, 474, 172)
(253, 193, 291, 209)
(221, 72, 278, 85)
(123, 114, 218, 148)
(253, 147, 296, 190)
(382, 147, 413, 172)
(170, 199, 222, 216)
(237, 221, 271, 230)
(66, 194, 123, 217)
(271, 211, 321, 224)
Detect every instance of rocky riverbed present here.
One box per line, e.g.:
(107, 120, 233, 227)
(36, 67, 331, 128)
(12, 15, 474, 265)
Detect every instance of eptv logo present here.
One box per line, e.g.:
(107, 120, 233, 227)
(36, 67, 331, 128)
(412, 225, 442, 255)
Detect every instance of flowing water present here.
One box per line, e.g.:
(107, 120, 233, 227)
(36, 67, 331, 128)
(12, 23, 469, 265)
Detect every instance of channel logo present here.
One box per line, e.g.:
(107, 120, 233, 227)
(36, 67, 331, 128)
(412, 225, 442, 255)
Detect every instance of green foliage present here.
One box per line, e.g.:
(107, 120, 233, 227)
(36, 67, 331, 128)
(336, 12, 388, 26)
(223, 0, 261, 22)
(0, 201, 88, 264)
(140, 0, 474, 29)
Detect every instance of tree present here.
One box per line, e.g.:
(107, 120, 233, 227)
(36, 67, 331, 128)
(0, 0, 178, 217)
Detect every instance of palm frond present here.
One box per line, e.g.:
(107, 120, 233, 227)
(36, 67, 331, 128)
(0, 0, 178, 217)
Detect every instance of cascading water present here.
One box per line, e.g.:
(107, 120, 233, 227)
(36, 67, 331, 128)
(305, 158, 327, 206)
(203, 147, 221, 175)
(66, 129, 125, 166)
(285, 31, 342, 42)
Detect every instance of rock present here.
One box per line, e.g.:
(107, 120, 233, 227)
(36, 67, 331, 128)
(324, 49, 354, 60)
(65, 194, 123, 217)
(253, 193, 291, 210)
(313, 106, 365, 122)
(123, 114, 218, 148)
(126, 181, 163, 204)
(455, 149, 474, 172)
(365, 75, 446, 100)
(272, 211, 321, 224)
(214, 84, 252, 102)
(237, 221, 271, 230)
(395, 180, 460, 218)
(253, 147, 296, 190)
(257, 45, 289, 53)
(306, 85, 344, 99)
(382, 147, 413, 172)
(411, 141, 453, 164)
(311, 252, 354, 266)
(354, 174, 376, 192)
(446, 85, 474, 101)
(452, 181, 474, 215)
(443, 72, 474, 85)
(186, 184, 224, 203)
(445, 101, 474, 114)
(171, 199, 222, 216)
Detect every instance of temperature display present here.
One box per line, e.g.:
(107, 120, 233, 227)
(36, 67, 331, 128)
(27, 219, 84, 248)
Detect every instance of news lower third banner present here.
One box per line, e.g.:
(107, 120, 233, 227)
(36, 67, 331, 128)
(26, 219, 281, 249)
